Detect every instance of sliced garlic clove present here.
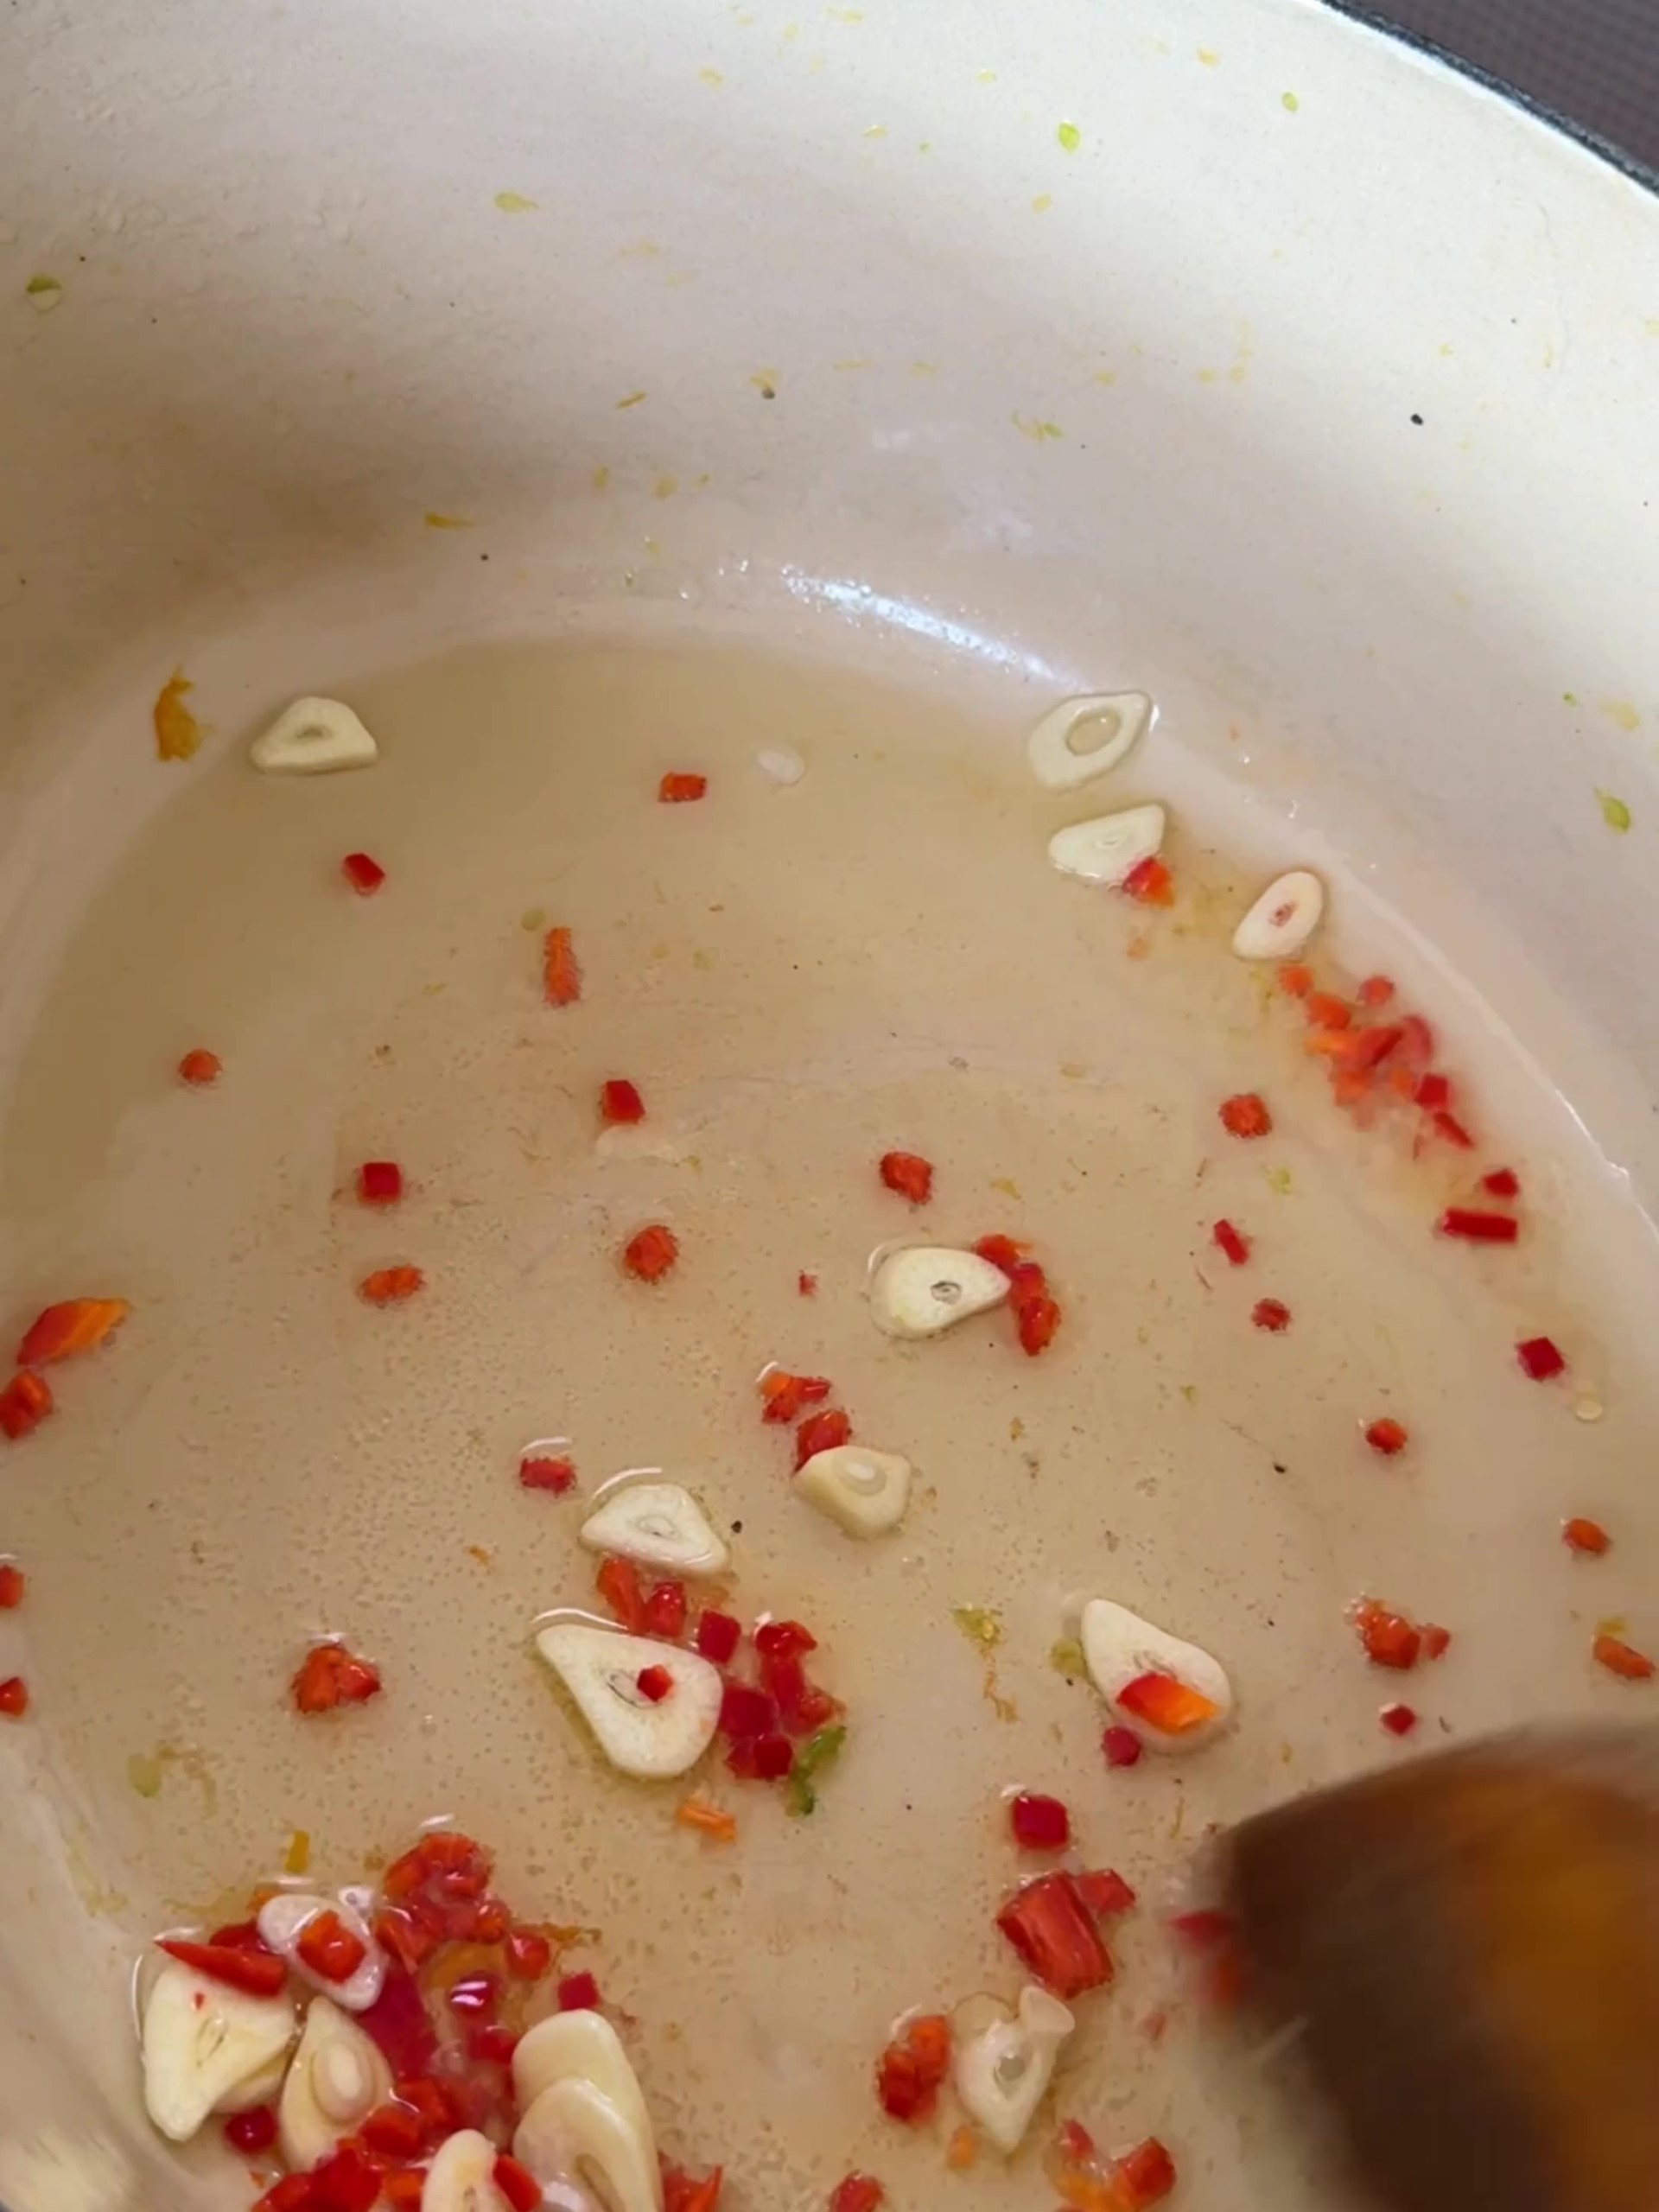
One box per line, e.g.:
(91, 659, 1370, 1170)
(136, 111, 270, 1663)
(423, 2128, 513, 2212)
(250, 697, 378, 776)
(578, 1482, 729, 1577)
(256, 1892, 385, 2012)
(512, 2012, 653, 2141)
(515, 2079, 664, 2212)
(534, 1623, 722, 1778)
(796, 1446, 912, 1538)
(140, 1961, 296, 2144)
(869, 1246, 1010, 1340)
(1027, 693, 1152, 791)
(1079, 1598, 1234, 1753)
(279, 1997, 391, 2171)
(951, 1984, 1075, 2154)
(1046, 804, 1166, 888)
(1231, 869, 1325, 961)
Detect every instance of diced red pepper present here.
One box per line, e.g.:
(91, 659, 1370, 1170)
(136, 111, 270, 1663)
(1251, 1297, 1291, 1332)
(798, 1271, 817, 1297)
(372, 1906, 434, 1974)
(995, 1871, 1115, 1998)
(359, 1265, 424, 1303)
(0, 1371, 53, 1441)
(296, 1908, 367, 1984)
(519, 1453, 576, 1494)
(719, 1682, 777, 1738)
(829, 2179, 886, 2212)
(505, 1926, 553, 1980)
(493, 2158, 543, 2212)
(16, 1298, 131, 1367)
(601, 1078, 646, 1125)
(380, 2174, 427, 2212)
(658, 772, 709, 804)
(1115, 2138, 1178, 2210)
(755, 1619, 817, 1658)
(1211, 1219, 1250, 1267)
(341, 851, 386, 896)
(663, 2166, 726, 2212)
(1277, 963, 1314, 998)
(1420, 1623, 1452, 1661)
(291, 1640, 383, 1714)
(696, 1610, 742, 1663)
(357, 1160, 404, 1205)
(1117, 1671, 1220, 1734)
(543, 925, 582, 1007)
(557, 1970, 601, 2011)
(1431, 1109, 1476, 1150)
(796, 1407, 851, 1467)
(748, 1731, 794, 1780)
(645, 1580, 688, 1639)
(0, 1563, 24, 1609)
(468, 2021, 519, 2066)
(178, 1047, 222, 1086)
(309, 2145, 381, 2212)
(1481, 1166, 1521, 1198)
(1102, 1724, 1143, 1769)
(1357, 975, 1395, 1007)
(1413, 1074, 1450, 1113)
(1304, 992, 1352, 1031)
(973, 1233, 1026, 1274)
(253, 2176, 314, 2212)
(1011, 1268, 1063, 1357)
(358, 1967, 439, 2078)
(875, 2014, 951, 2123)
(636, 1664, 674, 1703)
(158, 1937, 288, 1998)
(1122, 855, 1174, 906)
(0, 1675, 29, 1718)
(359, 2104, 425, 2159)
(879, 1151, 934, 1205)
(1563, 1517, 1611, 1556)
(1353, 1601, 1421, 1671)
(223, 2104, 278, 2154)
(1363, 1417, 1408, 1457)
(1338, 1022, 1405, 1072)
(760, 1370, 833, 1424)
(1594, 1634, 1655, 1681)
(1219, 1092, 1272, 1139)
(1075, 1868, 1137, 1916)
(1010, 1791, 1071, 1851)
(1438, 1208, 1517, 1244)
(1380, 1702, 1418, 1736)
(1516, 1335, 1567, 1381)
(596, 1555, 648, 1635)
(623, 1224, 679, 1281)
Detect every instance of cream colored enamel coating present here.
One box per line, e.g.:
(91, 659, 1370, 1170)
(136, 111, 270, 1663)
(796, 1445, 913, 1537)
(578, 1483, 729, 1577)
(951, 1985, 1074, 2153)
(1231, 870, 1326, 962)
(1025, 692, 1151, 792)
(277, 1999, 391, 2171)
(514, 2078, 663, 2212)
(868, 1248, 1010, 1339)
(533, 1623, 722, 1777)
(256, 1893, 385, 2012)
(512, 2013, 653, 2150)
(422, 2129, 512, 2212)
(139, 1963, 296, 2144)
(250, 698, 378, 776)
(1080, 1599, 1235, 1753)
(1046, 804, 1166, 888)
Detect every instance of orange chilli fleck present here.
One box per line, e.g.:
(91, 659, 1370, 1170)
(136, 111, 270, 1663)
(623, 1224, 680, 1282)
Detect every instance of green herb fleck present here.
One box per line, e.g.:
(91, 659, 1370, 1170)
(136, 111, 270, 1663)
(1562, 690, 1580, 705)
(127, 1751, 164, 1797)
(953, 1604, 1003, 1653)
(1049, 1637, 1085, 1679)
(785, 1723, 847, 1816)
(1281, 90, 1300, 111)
(1599, 791, 1632, 833)
(1057, 121, 1081, 152)
(1264, 1165, 1294, 1196)
(25, 274, 64, 313)
(494, 191, 538, 213)
(1180, 1382, 1198, 1405)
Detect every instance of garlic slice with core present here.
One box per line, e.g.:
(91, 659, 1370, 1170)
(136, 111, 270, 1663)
(534, 1623, 721, 1778)
(797, 1445, 912, 1538)
(1080, 1597, 1234, 1753)
(578, 1482, 729, 1577)
(140, 1961, 296, 2144)
(1046, 804, 1166, 888)
(1027, 692, 1152, 791)
(250, 697, 378, 776)
(279, 1997, 391, 2171)
(256, 1892, 385, 2012)
(423, 2128, 515, 2212)
(512, 2012, 653, 2145)
(951, 1984, 1075, 2153)
(869, 1246, 1010, 1340)
(1231, 869, 1325, 961)
(515, 2079, 664, 2212)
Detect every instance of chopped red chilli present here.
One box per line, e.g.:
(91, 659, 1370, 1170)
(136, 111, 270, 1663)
(875, 2013, 951, 2123)
(796, 1408, 852, 1466)
(1219, 1092, 1272, 1139)
(178, 1047, 222, 1086)
(995, 1871, 1114, 1999)
(1009, 1792, 1071, 1851)
(519, 1453, 576, 1494)
(291, 1641, 383, 1714)
(0, 1373, 52, 1442)
(1438, 1208, 1519, 1243)
(341, 851, 386, 896)
(1364, 1417, 1408, 1457)
(0, 1676, 29, 1718)
(879, 1151, 934, 1205)
(557, 1969, 601, 2011)
(0, 1563, 23, 1610)
(623, 1224, 679, 1282)
(1594, 1635, 1655, 1682)
(1122, 855, 1174, 906)
(1212, 1219, 1250, 1267)
(1251, 1298, 1291, 1332)
(696, 1611, 743, 1664)
(1102, 1725, 1143, 1770)
(1379, 1702, 1419, 1736)
(1516, 1335, 1567, 1381)
(600, 1079, 646, 1125)
(1563, 1517, 1611, 1556)
(635, 1665, 674, 1704)
(1481, 1166, 1521, 1198)
(658, 772, 708, 804)
(356, 1160, 404, 1205)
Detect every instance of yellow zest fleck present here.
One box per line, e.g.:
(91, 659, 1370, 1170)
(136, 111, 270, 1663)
(521, 906, 547, 931)
(423, 512, 474, 530)
(1057, 121, 1081, 152)
(750, 369, 779, 397)
(862, 123, 887, 139)
(25, 273, 64, 312)
(698, 67, 724, 85)
(654, 475, 679, 499)
(468, 1543, 494, 1566)
(946, 2125, 979, 2171)
(127, 1751, 164, 1798)
(1198, 45, 1220, 65)
(1265, 1164, 1294, 1195)
(1013, 412, 1064, 441)
(991, 1176, 1020, 1199)
(953, 1605, 1002, 1653)
(592, 466, 611, 491)
(1094, 369, 1119, 386)
(976, 67, 996, 81)
(1281, 90, 1300, 111)
(153, 670, 207, 763)
(1180, 1382, 1198, 1404)
(1599, 697, 1641, 732)
(1599, 791, 1632, 832)
(493, 191, 538, 213)
(284, 1829, 312, 1876)
(1562, 690, 1579, 705)
(1032, 194, 1053, 213)
(1049, 1637, 1085, 1679)
(676, 1796, 738, 1842)
(616, 391, 648, 410)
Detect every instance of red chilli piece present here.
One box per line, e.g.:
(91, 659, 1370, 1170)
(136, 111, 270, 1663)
(600, 1078, 646, 1126)
(798, 1271, 817, 1297)
(17, 1297, 131, 1367)
(1115, 2138, 1179, 2211)
(658, 772, 709, 804)
(1364, 1417, 1409, 1458)
(223, 2104, 278, 2155)
(493, 2158, 543, 2212)
(308, 2146, 381, 2212)
(557, 1969, 601, 2012)
(1414, 1071, 1451, 1110)
(296, 1908, 368, 1985)
(1304, 992, 1352, 1032)
(796, 1407, 852, 1467)
(662, 2167, 726, 2212)
(995, 1871, 1115, 1999)
(1481, 1166, 1522, 1199)
(879, 1151, 934, 1205)
(1102, 1724, 1143, 1770)
(1563, 1517, 1611, 1557)
(636, 1664, 674, 1704)
(0, 1675, 28, 1718)
(1594, 1634, 1656, 1682)
(1380, 1702, 1419, 1737)
(1277, 963, 1314, 998)
(505, 1927, 553, 1981)
(875, 2013, 951, 2124)
(1353, 1601, 1421, 1672)
(341, 851, 386, 896)
(749, 1731, 795, 1780)
(253, 2176, 315, 2212)
(644, 1580, 688, 1640)
(1431, 1109, 1477, 1150)
(543, 925, 582, 1007)
(1211, 1219, 1250, 1267)
(291, 1640, 383, 1714)
(596, 1556, 648, 1635)
(1516, 1335, 1567, 1382)
(973, 1233, 1026, 1275)
(519, 1453, 576, 1494)
(1075, 1868, 1137, 1917)
(1420, 1624, 1452, 1662)
(0, 1372, 53, 1442)
(1219, 1092, 1272, 1140)
(178, 1047, 223, 1086)
(829, 2179, 887, 2212)
(157, 1938, 288, 1998)
(1122, 854, 1174, 906)
(760, 1370, 833, 1424)
(0, 1563, 23, 1609)
(1438, 1208, 1518, 1244)
(623, 1224, 679, 1282)
(357, 1160, 404, 1205)
(1357, 975, 1396, 1007)
(718, 1682, 777, 1739)
(1007, 1260, 1062, 1358)
(359, 1265, 424, 1304)
(1009, 1791, 1071, 1852)
(696, 1610, 743, 1664)
(1251, 1298, 1291, 1332)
